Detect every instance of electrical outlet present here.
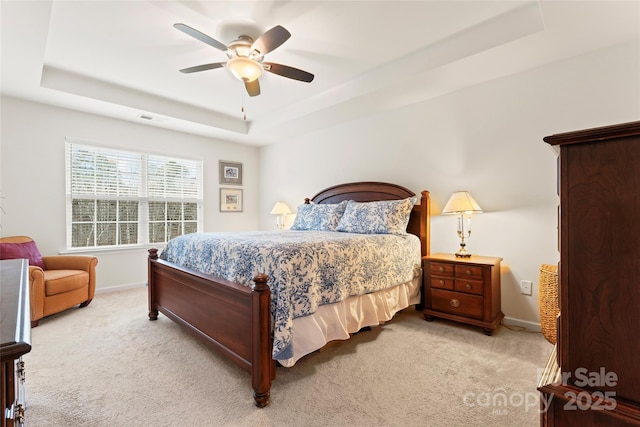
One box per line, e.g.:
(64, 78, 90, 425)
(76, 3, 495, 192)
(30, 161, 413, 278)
(521, 280, 532, 296)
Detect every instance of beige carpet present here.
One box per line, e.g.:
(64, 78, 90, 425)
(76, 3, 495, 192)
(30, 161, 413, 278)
(24, 286, 551, 426)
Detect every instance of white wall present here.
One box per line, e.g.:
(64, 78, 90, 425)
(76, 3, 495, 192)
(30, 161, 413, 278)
(0, 97, 259, 288)
(258, 40, 639, 328)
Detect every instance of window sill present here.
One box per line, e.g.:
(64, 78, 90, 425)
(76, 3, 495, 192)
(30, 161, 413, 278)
(60, 244, 166, 256)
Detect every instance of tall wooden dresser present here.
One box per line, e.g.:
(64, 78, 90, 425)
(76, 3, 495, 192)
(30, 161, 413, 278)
(537, 121, 640, 426)
(1, 259, 31, 427)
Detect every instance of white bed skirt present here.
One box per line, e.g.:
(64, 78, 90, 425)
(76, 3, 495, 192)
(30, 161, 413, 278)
(279, 276, 421, 367)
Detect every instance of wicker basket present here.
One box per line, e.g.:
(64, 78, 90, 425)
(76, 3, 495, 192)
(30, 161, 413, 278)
(538, 264, 559, 344)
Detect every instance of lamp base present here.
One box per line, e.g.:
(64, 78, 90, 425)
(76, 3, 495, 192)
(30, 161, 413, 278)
(455, 252, 472, 258)
(455, 242, 471, 258)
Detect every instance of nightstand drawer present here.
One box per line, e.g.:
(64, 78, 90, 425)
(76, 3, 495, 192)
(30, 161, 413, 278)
(454, 279, 483, 295)
(431, 289, 483, 320)
(454, 265, 483, 281)
(430, 277, 454, 290)
(430, 262, 454, 277)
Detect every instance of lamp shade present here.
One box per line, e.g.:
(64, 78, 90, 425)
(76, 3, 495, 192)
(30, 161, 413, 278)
(270, 202, 292, 215)
(442, 191, 483, 214)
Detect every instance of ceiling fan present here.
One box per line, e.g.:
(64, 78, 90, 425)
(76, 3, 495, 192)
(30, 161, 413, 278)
(174, 23, 314, 97)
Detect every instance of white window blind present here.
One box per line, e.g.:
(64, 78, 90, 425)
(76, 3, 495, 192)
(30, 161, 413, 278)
(147, 153, 202, 244)
(65, 141, 203, 249)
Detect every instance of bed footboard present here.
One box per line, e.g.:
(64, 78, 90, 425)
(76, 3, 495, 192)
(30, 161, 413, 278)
(147, 249, 275, 407)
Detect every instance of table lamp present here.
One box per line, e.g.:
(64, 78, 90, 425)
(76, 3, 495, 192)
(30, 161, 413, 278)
(441, 191, 483, 257)
(270, 202, 292, 229)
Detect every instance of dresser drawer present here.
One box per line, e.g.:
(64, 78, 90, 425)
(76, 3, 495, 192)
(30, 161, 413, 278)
(454, 278, 483, 295)
(455, 265, 483, 281)
(430, 262, 454, 277)
(430, 277, 454, 290)
(431, 289, 483, 320)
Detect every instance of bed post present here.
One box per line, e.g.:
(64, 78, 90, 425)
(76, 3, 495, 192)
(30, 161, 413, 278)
(251, 273, 273, 407)
(148, 248, 159, 321)
(420, 190, 430, 257)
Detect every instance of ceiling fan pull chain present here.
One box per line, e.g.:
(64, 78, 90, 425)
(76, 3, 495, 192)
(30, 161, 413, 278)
(241, 88, 247, 121)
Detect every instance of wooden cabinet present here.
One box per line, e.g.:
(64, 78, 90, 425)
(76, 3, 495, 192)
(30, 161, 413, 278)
(537, 121, 640, 426)
(1, 259, 31, 427)
(423, 253, 503, 335)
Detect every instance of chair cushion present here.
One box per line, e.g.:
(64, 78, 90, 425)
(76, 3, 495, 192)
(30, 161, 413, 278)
(0, 240, 46, 269)
(44, 270, 89, 296)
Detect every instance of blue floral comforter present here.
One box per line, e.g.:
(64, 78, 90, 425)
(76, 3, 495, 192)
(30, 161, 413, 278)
(160, 230, 421, 360)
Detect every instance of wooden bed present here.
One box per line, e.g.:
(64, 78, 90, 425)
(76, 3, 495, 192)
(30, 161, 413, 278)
(147, 181, 430, 407)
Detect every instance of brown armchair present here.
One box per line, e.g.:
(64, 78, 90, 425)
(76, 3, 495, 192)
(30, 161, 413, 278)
(0, 236, 98, 327)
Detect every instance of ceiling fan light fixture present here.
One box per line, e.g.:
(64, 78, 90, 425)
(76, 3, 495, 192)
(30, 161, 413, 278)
(227, 56, 264, 82)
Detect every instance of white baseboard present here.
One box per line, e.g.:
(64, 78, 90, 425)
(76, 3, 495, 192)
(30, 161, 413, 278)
(95, 282, 146, 295)
(503, 316, 542, 332)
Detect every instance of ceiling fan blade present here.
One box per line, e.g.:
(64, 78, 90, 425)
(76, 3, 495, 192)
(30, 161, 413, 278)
(245, 79, 261, 97)
(264, 62, 314, 83)
(174, 23, 228, 52)
(251, 25, 291, 56)
(179, 62, 226, 74)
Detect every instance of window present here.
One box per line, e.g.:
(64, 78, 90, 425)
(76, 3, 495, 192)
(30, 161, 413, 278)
(65, 141, 203, 249)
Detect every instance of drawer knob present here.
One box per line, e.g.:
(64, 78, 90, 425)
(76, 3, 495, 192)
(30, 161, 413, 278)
(466, 269, 472, 276)
(449, 299, 460, 308)
(438, 267, 445, 272)
(439, 280, 445, 285)
(465, 284, 472, 290)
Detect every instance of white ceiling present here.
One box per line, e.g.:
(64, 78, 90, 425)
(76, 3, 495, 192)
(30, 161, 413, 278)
(1, 1, 638, 146)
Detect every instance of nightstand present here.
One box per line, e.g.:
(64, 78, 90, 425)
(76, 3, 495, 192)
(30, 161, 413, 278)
(423, 253, 503, 335)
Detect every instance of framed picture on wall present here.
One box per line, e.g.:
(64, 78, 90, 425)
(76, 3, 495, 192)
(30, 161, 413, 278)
(219, 161, 243, 185)
(220, 188, 243, 212)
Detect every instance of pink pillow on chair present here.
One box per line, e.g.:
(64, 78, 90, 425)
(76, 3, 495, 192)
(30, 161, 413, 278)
(0, 240, 46, 269)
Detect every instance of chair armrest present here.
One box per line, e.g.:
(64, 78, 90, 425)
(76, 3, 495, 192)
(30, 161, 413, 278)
(42, 255, 98, 272)
(29, 265, 45, 322)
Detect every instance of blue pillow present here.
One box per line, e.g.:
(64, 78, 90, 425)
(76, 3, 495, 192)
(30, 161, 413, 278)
(336, 197, 417, 235)
(290, 201, 348, 231)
